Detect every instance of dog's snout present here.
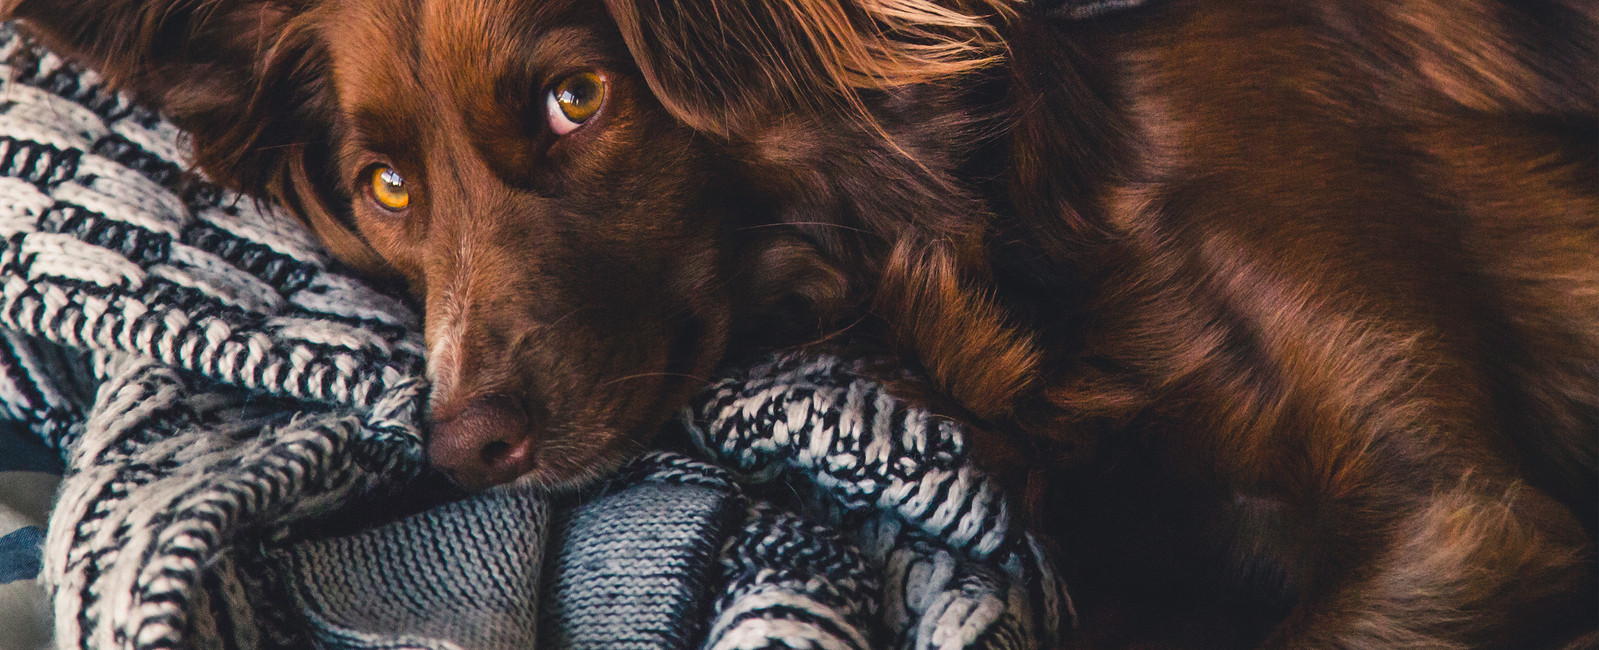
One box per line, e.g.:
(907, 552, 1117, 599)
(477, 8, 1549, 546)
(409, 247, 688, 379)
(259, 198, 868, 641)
(428, 397, 537, 490)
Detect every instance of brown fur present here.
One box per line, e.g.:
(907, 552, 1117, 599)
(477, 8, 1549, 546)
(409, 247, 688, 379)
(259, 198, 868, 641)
(10, 0, 1596, 645)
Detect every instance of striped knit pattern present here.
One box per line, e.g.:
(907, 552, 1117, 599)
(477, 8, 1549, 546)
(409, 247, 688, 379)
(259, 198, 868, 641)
(685, 353, 1075, 649)
(704, 503, 880, 650)
(0, 21, 1077, 650)
(0, 23, 428, 649)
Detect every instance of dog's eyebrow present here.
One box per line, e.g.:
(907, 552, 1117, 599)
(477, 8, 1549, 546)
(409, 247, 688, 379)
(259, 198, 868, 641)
(346, 105, 420, 161)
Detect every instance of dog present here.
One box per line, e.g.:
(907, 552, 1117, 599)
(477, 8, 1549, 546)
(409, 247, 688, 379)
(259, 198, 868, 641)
(11, 0, 1597, 645)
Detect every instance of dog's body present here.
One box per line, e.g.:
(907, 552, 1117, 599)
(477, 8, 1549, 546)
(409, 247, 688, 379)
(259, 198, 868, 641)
(12, 0, 1597, 646)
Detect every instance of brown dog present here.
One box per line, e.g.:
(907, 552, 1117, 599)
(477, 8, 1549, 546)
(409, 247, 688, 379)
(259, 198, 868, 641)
(11, 0, 1596, 646)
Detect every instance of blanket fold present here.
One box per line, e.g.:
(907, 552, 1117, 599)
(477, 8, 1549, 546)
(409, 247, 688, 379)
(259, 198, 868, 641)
(0, 22, 1073, 650)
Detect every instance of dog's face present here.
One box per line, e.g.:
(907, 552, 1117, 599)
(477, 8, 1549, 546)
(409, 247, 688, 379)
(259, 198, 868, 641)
(308, 0, 738, 488)
(11, 0, 1012, 489)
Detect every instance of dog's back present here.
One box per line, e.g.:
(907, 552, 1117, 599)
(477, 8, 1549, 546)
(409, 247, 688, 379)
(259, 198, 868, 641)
(1018, 1, 1597, 645)
(1101, 0, 1597, 509)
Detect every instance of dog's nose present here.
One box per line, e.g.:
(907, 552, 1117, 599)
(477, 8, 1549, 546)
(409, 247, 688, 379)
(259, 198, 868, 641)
(427, 397, 536, 490)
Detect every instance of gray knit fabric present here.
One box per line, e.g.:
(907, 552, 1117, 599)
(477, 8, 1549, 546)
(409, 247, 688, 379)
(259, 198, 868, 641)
(540, 455, 740, 649)
(0, 22, 1075, 650)
(281, 485, 549, 649)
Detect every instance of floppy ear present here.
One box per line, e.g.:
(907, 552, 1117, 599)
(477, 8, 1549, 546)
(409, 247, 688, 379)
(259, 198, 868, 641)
(730, 231, 854, 345)
(5, 0, 384, 270)
(872, 236, 1040, 422)
(6, 2, 325, 201)
(602, 0, 1012, 137)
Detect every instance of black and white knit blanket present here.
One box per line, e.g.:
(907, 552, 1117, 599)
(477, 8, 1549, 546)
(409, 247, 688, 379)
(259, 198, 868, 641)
(0, 22, 1076, 650)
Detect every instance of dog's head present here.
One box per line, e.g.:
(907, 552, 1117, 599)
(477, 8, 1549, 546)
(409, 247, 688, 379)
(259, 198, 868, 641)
(11, 0, 1033, 489)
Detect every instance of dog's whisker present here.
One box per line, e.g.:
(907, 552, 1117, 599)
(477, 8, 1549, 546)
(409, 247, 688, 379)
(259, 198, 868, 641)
(251, 141, 317, 152)
(596, 372, 706, 389)
(736, 222, 881, 237)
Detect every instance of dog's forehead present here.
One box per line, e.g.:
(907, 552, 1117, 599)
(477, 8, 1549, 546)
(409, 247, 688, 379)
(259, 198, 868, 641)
(321, 0, 595, 127)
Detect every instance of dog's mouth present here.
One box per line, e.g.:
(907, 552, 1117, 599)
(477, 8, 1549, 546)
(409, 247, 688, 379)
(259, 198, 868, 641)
(503, 436, 643, 492)
(663, 315, 709, 392)
(535, 317, 712, 485)
(426, 311, 721, 491)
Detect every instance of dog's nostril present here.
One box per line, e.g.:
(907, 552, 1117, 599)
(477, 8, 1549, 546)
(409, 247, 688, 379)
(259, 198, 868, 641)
(480, 440, 511, 465)
(427, 396, 537, 490)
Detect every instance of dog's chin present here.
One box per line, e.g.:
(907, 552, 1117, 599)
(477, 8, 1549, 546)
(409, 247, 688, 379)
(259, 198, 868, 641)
(502, 439, 647, 495)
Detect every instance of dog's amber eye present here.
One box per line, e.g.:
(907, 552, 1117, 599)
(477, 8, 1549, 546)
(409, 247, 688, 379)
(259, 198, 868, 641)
(546, 71, 606, 135)
(368, 165, 410, 211)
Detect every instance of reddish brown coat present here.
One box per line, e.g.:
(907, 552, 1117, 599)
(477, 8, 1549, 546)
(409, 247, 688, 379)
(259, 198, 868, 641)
(12, 0, 1595, 645)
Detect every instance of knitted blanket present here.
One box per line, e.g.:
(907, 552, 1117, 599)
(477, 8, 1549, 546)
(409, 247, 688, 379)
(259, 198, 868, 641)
(0, 20, 1079, 650)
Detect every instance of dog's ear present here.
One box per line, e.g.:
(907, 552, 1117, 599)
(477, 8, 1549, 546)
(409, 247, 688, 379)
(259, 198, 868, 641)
(874, 236, 1040, 422)
(603, 0, 1011, 137)
(732, 232, 855, 345)
(6, 1, 380, 267)
(6, 0, 334, 199)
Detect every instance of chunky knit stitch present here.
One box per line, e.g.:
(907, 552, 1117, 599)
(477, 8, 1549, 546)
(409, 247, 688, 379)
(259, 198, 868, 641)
(0, 21, 1076, 650)
(687, 354, 1073, 649)
(0, 22, 428, 650)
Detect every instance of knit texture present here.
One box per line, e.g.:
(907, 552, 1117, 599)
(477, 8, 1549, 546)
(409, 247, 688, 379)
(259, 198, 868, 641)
(0, 22, 1074, 650)
(687, 354, 1073, 649)
(540, 454, 741, 650)
(280, 484, 548, 649)
(0, 22, 430, 650)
